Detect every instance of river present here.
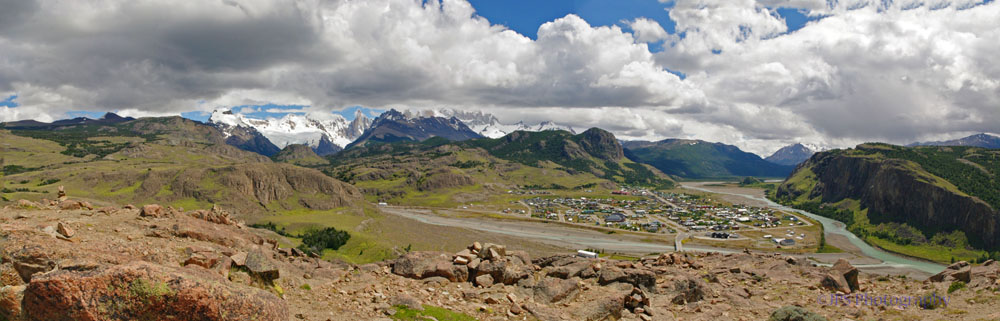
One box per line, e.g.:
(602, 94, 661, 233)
(681, 183, 945, 274)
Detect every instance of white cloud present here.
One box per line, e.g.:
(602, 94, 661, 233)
(627, 18, 672, 43)
(0, 0, 997, 157)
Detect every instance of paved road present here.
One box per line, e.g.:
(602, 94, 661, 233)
(674, 232, 687, 251)
(381, 206, 736, 255)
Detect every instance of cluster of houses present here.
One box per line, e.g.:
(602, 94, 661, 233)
(657, 192, 802, 233)
(520, 191, 674, 232)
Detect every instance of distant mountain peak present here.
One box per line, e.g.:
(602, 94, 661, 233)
(765, 143, 815, 166)
(101, 112, 129, 121)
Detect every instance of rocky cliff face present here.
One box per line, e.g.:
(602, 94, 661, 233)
(777, 151, 1000, 250)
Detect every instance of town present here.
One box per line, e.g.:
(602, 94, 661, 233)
(505, 187, 812, 246)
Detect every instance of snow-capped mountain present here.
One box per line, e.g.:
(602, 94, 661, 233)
(346, 109, 482, 149)
(209, 109, 373, 155)
(404, 108, 576, 138)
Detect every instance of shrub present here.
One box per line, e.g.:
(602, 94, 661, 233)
(948, 281, 966, 294)
(769, 306, 827, 321)
(297, 227, 351, 254)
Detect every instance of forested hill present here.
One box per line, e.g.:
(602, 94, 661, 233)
(774, 143, 1000, 263)
(335, 128, 674, 189)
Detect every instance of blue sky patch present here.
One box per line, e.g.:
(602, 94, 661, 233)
(469, 0, 676, 40)
(774, 7, 825, 33)
(65, 110, 107, 119)
(0, 95, 17, 107)
(181, 111, 211, 123)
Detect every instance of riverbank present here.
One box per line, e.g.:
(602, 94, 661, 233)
(679, 182, 944, 277)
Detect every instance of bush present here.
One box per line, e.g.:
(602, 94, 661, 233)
(919, 292, 946, 310)
(249, 222, 291, 237)
(948, 281, 966, 294)
(769, 306, 827, 321)
(38, 178, 61, 186)
(297, 227, 351, 254)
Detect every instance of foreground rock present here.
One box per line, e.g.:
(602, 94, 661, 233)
(21, 262, 288, 321)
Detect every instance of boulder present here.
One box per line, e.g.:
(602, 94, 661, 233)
(572, 292, 626, 321)
(475, 274, 494, 287)
(58, 200, 83, 211)
(477, 243, 506, 260)
(473, 257, 531, 285)
(392, 252, 469, 282)
(831, 259, 859, 292)
(14, 199, 39, 209)
(389, 293, 423, 311)
(819, 273, 851, 294)
(671, 277, 706, 304)
(10, 246, 55, 283)
(21, 262, 287, 321)
(56, 222, 74, 238)
(230, 252, 248, 267)
(950, 266, 972, 283)
(598, 267, 657, 293)
(0, 285, 25, 321)
(183, 253, 219, 270)
(244, 250, 280, 283)
(930, 261, 973, 283)
(533, 277, 580, 303)
(547, 260, 592, 279)
(140, 204, 166, 218)
(1, 264, 23, 287)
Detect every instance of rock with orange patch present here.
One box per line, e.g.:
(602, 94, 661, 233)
(22, 262, 287, 321)
(140, 204, 166, 218)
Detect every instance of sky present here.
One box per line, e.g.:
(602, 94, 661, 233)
(0, 0, 998, 156)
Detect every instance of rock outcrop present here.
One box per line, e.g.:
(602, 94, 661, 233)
(21, 262, 288, 321)
(776, 145, 1000, 250)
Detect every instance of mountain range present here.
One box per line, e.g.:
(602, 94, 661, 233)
(207, 108, 576, 155)
(908, 133, 1000, 149)
(418, 109, 576, 138)
(344, 109, 483, 149)
(209, 109, 373, 156)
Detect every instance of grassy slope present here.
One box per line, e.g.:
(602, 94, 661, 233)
(774, 145, 995, 263)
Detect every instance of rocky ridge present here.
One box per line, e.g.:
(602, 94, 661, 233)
(3, 198, 1000, 320)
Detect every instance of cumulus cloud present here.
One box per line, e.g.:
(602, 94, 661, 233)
(627, 18, 672, 43)
(0, 0, 997, 156)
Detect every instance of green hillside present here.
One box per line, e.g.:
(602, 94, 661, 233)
(274, 144, 329, 166)
(773, 143, 1000, 263)
(623, 139, 794, 179)
(338, 128, 674, 190)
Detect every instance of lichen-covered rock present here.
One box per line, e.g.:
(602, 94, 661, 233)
(671, 277, 706, 305)
(140, 204, 166, 218)
(473, 257, 531, 285)
(392, 252, 469, 282)
(0, 285, 25, 320)
(21, 262, 287, 321)
(533, 277, 580, 303)
(598, 267, 656, 293)
(9, 246, 55, 283)
(244, 250, 280, 283)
